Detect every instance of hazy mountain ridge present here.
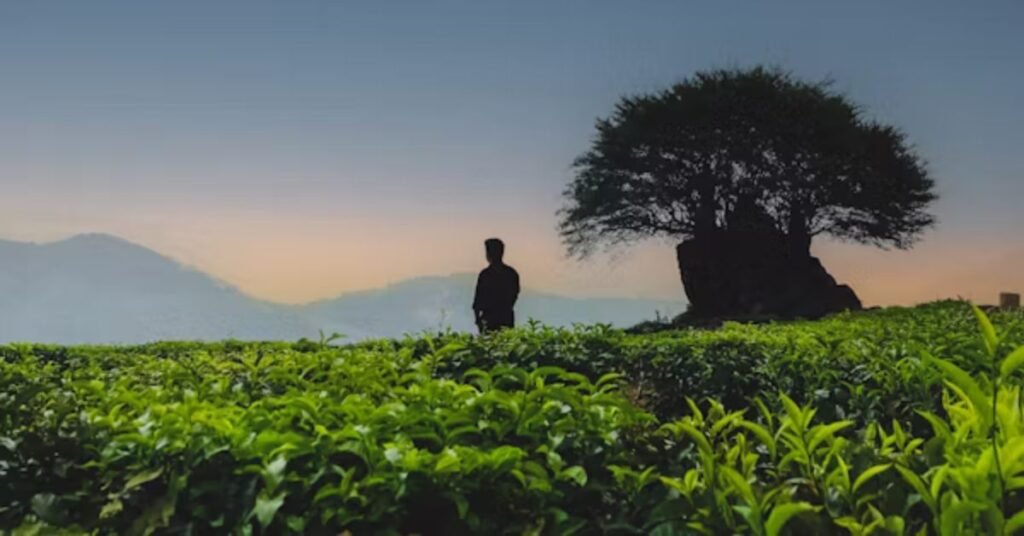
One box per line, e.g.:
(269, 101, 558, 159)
(0, 234, 685, 344)
(0, 234, 313, 343)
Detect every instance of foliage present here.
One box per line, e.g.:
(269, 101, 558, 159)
(2, 301, 1024, 534)
(559, 66, 937, 256)
(423, 301, 1022, 427)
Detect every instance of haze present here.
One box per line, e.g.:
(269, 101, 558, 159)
(1, 1, 1021, 305)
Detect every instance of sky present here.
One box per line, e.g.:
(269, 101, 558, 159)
(1, 0, 1021, 305)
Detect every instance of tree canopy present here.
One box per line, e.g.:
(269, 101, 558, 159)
(559, 67, 937, 257)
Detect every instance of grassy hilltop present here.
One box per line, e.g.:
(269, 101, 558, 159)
(3, 301, 1024, 534)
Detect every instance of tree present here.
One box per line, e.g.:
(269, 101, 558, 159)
(559, 67, 937, 262)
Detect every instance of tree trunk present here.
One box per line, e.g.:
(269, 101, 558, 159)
(676, 229, 861, 319)
(786, 207, 812, 257)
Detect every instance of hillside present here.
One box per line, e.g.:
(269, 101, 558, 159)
(0, 234, 311, 343)
(3, 302, 1024, 533)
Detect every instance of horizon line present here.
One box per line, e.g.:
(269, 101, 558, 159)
(0, 231, 688, 307)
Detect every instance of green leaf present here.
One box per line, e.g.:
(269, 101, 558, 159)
(1006, 509, 1024, 534)
(487, 445, 523, 471)
(659, 476, 694, 496)
(808, 421, 853, 452)
(685, 398, 703, 422)
(286, 516, 307, 533)
(765, 502, 820, 536)
(450, 493, 470, 519)
(930, 466, 949, 500)
(124, 467, 164, 491)
(779, 393, 805, 430)
(263, 456, 288, 492)
(972, 304, 999, 356)
(852, 464, 892, 494)
(923, 351, 992, 431)
(916, 410, 952, 439)
(252, 492, 286, 528)
(100, 499, 124, 519)
(128, 492, 177, 536)
(710, 410, 744, 436)
(435, 448, 461, 473)
(30, 494, 64, 525)
(0, 436, 18, 451)
(719, 465, 755, 505)
(832, 516, 864, 533)
(560, 466, 588, 487)
(665, 421, 713, 456)
(999, 346, 1024, 379)
(883, 515, 905, 535)
(940, 498, 987, 535)
(596, 372, 624, 388)
(737, 419, 777, 456)
(894, 464, 935, 512)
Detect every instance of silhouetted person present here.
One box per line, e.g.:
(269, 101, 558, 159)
(473, 238, 520, 333)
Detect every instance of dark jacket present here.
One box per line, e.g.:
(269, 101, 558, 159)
(472, 263, 520, 331)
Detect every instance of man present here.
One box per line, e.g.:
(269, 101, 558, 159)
(472, 238, 520, 333)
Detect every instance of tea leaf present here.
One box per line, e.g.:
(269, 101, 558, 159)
(972, 304, 1000, 356)
(1000, 346, 1024, 379)
(253, 492, 286, 528)
(737, 420, 776, 456)
(923, 351, 992, 431)
(765, 502, 820, 536)
(852, 464, 891, 494)
(1005, 509, 1024, 534)
(124, 467, 163, 491)
(894, 464, 935, 512)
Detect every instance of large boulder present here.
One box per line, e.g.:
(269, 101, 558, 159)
(676, 230, 861, 319)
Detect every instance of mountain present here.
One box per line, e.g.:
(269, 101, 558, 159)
(0, 234, 312, 343)
(0, 234, 685, 344)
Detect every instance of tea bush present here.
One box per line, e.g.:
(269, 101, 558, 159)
(421, 301, 1024, 427)
(2, 301, 1024, 534)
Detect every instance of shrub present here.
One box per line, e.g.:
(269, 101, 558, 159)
(2, 301, 1024, 533)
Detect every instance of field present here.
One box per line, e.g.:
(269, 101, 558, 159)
(3, 301, 1024, 535)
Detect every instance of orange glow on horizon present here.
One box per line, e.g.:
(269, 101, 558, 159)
(1, 197, 1020, 307)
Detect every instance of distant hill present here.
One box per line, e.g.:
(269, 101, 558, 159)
(0, 234, 684, 344)
(0, 234, 312, 343)
(304, 274, 684, 338)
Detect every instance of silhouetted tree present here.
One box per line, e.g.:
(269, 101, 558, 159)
(559, 67, 937, 262)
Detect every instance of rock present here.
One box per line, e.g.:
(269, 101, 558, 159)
(676, 230, 862, 319)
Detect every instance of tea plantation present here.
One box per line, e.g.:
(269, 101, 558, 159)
(3, 301, 1024, 534)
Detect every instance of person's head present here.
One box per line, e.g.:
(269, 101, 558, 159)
(484, 238, 505, 264)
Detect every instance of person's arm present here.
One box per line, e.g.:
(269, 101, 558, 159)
(472, 272, 484, 330)
(511, 269, 520, 306)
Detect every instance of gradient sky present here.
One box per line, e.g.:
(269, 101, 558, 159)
(1, 1, 1021, 305)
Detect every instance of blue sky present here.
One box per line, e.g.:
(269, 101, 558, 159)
(1, 1, 1021, 304)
